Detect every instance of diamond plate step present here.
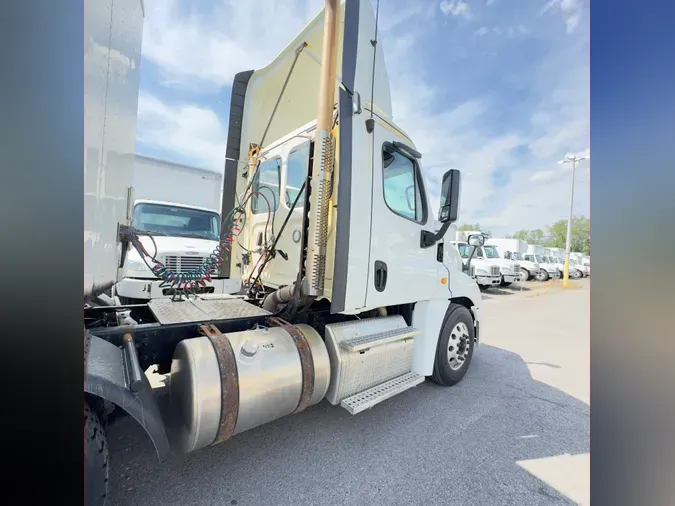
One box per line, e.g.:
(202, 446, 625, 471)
(339, 326, 421, 352)
(340, 372, 425, 415)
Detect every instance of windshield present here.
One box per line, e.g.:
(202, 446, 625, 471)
(484, 245, 500, 259)
(524, 254, 535, 262)
(511, 252, 523, 261)
(457, 243, 472, 258)
(132, 203, 220, 240)
(570, 258, 577, 265)
(535, 255, 544, 263)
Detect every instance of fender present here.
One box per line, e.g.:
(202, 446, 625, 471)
(85, 331, 170, 461)
(411, 297, 481, 377)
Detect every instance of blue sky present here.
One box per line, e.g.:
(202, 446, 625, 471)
(135, 0, 589, 237)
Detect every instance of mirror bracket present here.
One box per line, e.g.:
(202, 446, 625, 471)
(420, 222, 451, 248)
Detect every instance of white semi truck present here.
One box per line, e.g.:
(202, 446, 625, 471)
(84, 1, 484, 503)
(485, 238, 539, 282)
(114, 155, 241, 303)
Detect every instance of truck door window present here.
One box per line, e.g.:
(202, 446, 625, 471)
(382, 144, 426, 223)
(285, 142, 310, 207)
(252, 157, 280, 214)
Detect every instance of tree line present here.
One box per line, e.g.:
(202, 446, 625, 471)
(458, 216, 590, 255)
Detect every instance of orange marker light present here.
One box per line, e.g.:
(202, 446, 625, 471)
(441, 277, 448, 285)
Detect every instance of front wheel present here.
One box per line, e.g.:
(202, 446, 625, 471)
(571, 269, 582, 279)
(537, 270, 549, 281)
(85, 402, 109, 506)
(521, 269, 530, 281)
(431, 304, 475, 387)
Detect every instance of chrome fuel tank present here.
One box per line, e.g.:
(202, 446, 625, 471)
(170, 324, 330, 453)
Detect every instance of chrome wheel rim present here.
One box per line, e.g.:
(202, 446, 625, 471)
(447, 322, 470, 371)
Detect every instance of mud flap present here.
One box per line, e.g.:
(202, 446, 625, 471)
(85, 331, 170, 461)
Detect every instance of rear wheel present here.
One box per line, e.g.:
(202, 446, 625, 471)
(85, 402, 109, 506)
(431, 304, 475, 387)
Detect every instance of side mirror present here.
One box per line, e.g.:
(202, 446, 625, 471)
(468, 234, 484, 247)
(438, 169, 460, 223)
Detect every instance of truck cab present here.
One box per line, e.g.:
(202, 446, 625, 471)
(451, 241, 501, 289)
(114, 199, 241, 303)
(84, 1, 484, 502)
(482, 244, 520, 286)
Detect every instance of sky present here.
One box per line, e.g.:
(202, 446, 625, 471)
(135, 0, 589, 238)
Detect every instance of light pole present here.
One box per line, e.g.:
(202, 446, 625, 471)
(558, 154, 588, 286)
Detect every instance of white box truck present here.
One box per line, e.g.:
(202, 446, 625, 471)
(525, 244, 559, 281)
(486, 238, 539, 282)
(462, 232, 521, 286)
(452, 231, 501, 289)
(85, 1, 484, 502)
(113, 155, 241, 303)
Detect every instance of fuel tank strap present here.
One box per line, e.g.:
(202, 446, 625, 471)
(267, 317, 315, 413)
(199, 324, 239, 443)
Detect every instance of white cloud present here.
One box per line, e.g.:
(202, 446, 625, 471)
(540, 0, 584, 34)
(141, 0, 323, 90)
(136, 92, 228, 171)
(476, 26, 489, 36)
(487, 0, 498, 5)
(439, 1, 472, 20)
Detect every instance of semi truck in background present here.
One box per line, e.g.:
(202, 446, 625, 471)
(113, 155, 241, 304)
(485, 238, 539, 282)
(84, 1, 484, 503)
(452, 231, 501, 289)
(525, 244, 559, 281)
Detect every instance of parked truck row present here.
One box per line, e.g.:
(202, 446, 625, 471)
(448, 235, 589, 290)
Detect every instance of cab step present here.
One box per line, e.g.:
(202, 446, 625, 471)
(340, 326, 421, 352)
(340, 372, 425, 415)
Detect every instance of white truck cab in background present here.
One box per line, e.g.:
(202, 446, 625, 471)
(543, 248, 565, 275)
(114, 155, 241, 303)
(453, 231, 501, 289)
(486, 238, 537, 282)
(525, 244, 559, 281)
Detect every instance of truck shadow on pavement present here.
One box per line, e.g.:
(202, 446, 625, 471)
(107, 344, 589, 506)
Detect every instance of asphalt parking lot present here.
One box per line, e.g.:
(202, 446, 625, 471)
(107, 278, 590, 506)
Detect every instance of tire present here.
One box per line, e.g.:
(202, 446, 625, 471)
(537, 270, 549, 281)
(431, 304, 475, 387)
(571, 269, 581, 279)
(521, 269, 530, 281)
(85, 402, 109, 506)
(502, 281, 512, 287)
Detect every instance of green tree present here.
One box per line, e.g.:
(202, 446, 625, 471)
(545, 216, 590, 254)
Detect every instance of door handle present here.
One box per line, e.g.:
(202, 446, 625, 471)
(374, 260, 387, 292)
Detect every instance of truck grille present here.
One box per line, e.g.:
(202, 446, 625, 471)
(491, 266, 500, 276)
(513, 265, 521, 273)
(163, 255, 206, 273)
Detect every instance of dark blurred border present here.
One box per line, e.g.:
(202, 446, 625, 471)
(0, 1, 83, 501)
(591, 0, 675, 505)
